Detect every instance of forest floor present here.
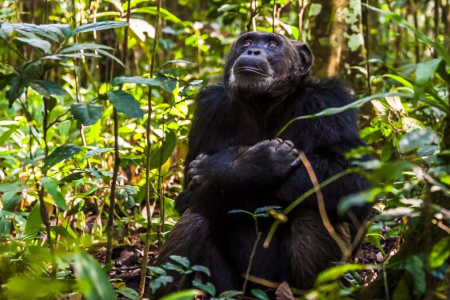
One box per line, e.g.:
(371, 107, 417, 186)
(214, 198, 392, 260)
(94, 230, 400, 299)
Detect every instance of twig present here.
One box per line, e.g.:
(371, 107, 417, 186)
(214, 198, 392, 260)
(139, 0, 161, 295)
(242, 218, 261, 296)
(40, 97, 57, 277)
(298, 152, 349, 257)
(246, 1, 265, 32)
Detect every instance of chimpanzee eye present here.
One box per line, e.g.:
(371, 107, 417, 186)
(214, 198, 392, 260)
(242, 39, 253, 48)
(266, 41, 278, 49)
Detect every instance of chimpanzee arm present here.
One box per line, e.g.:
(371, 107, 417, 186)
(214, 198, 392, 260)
(275, 144, 371, 222)
(175, 139, 301, 215)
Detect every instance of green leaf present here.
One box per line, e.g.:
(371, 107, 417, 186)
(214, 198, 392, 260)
(383, 74, 414, 90)
(70, 21, 128, 36)
(6, 60, 40, 107)
(159, 290, 201, 300)
(192, 280, 215, 296)
(106, 90, 144, 119)
(15, 37, 51, 54)
(51, 225, 77, 242)
(150, 131, 177, 169)
(115, 287, 140, 300)
(71, 103, 103, 126)
(405, 255, 426, 294)
(60, 43, 113, 53)
(191, 265, 211, 277)
(251, 289, 268, 300)
(254, 206, 282, 214)
(315, 264, 368, 286)
(338, 188, 381, 215)
(0, 217, 11, 235)
(429, 236, 450, 268)
(43, 144, 81, 172)
(86, 148, 114, 158)
(2, 195, 22, 212)
(414, 59, 442, 97)
(131, 7, 182, 23)
(399, 128, 438, 152)
(112, 75, 177, 93)
(24, 202, 43, 240)
(71, 251, 117, 300)
(150, 276, 174, 293)
(170, 255, 190, 268)
(30, 80, 66, 97)
(41, 177, 68, 211)
(148, 266, 167, 275)
(278, 92, 414, 136)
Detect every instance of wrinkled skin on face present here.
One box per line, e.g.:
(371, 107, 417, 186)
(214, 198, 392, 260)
(224, 32, 312, 100)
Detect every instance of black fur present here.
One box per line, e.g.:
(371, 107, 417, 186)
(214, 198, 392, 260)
(154, 33, 371, 298)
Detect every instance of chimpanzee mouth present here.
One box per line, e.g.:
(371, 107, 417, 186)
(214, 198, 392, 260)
(234, 67, 270, 76)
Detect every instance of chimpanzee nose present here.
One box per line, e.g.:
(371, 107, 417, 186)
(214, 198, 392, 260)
(247, 49, 261, 55)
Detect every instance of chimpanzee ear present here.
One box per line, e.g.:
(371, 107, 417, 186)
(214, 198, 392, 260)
(294, 43, 312, 76)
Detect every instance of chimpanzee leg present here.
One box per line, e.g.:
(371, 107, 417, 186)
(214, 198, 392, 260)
(153, 209, 240, 298)
(286, 209, 351, 290)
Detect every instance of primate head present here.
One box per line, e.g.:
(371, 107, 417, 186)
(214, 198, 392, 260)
(224, 32, 312, 100)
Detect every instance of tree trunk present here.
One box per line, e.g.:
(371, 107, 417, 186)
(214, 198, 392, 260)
(305, 0, 365, 85)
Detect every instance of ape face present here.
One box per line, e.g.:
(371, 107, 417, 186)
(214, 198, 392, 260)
(224, 32, 312, 100)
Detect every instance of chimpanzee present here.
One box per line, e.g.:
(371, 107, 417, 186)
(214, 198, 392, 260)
(153, 32, 371, 298)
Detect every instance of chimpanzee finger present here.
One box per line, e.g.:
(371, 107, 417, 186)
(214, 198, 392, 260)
(188, 175, 202, 190)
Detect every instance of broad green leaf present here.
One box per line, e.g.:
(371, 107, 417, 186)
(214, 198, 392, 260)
(192, 280, 215, 296)
(41, 177, 67, 210)
(131, 7, 182, 23)
(0, 217, 11, 235)
(70, 21, 128, 36)
(60, 43, 113, 53)
(30, 80, 66, 97)
(0, 129, 15, 146)
(24, 202, 43, 240)
(115, 287, 140, 300)
(191, 265, 211, 277)
(112, 75, 177, 93)
(150, 276, 174, 294)
(405, 255, 426, 294)
(383, 74, 414, 90)
(51, 225, 77, 242)
(338, 188, 381, 215)
(86, 148, 114, 158)
(277, 93, 414, 136)
(2, 195, 22, 212)
(11, 23, 68, 40)
(251, 289, 268, 300)
(72, 251, 117, 300)
(217, 4, 239, 12)
(148, 266, 167, 275)
(150, 131, 177, 169)
(170, 255, 190, 268)
(414, 59, 442, 97)
(6, 60, 40, 107)
(315, 264, 368, 286)
(159, 290, 201, 300)
(96, 48, 125, 67)
(43, 144, 81, 172)
(15, 37, 51, 54)
(399, 129, 438, 152)
(106, 90, 144, 119)
(71, 103, 103, 126)
(429, 236, 450, 268)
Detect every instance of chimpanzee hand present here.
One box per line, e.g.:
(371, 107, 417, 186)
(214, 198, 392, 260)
(187, 153, 209, 190)
(243, 138, 302, 177)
